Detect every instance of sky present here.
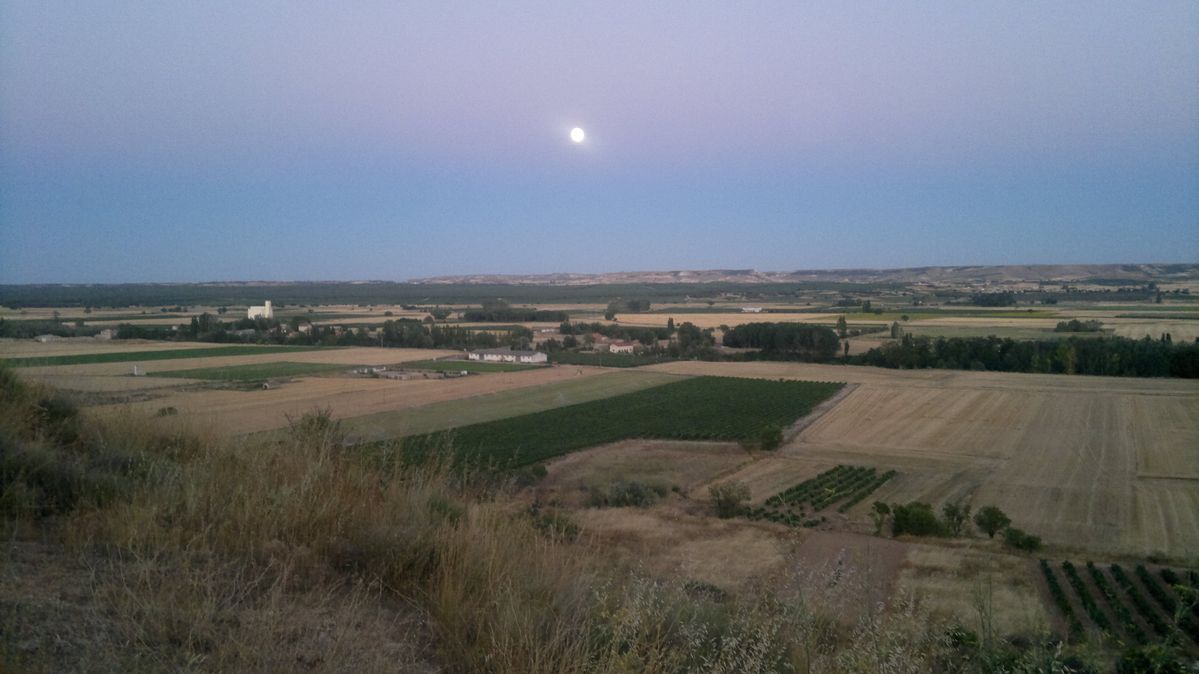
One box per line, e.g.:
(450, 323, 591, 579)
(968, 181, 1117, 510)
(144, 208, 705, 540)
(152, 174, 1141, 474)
(1, 2, 1196, 283)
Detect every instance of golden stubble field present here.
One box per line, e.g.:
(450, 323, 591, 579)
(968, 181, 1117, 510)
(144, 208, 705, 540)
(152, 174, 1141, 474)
(642, 360, 1199, 558)
(99, 364, 617, 435)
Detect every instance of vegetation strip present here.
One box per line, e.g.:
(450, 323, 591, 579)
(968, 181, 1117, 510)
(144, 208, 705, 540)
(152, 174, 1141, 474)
(2, 345, 334, 367)
(400, 376, 843, 467)
(152, 361, 359, 381)
(403, 359, 542, 373)
(1110, 564, 1169, 637)
(1087, 561, 1147, 645)
(1040, 560, 1085, 640)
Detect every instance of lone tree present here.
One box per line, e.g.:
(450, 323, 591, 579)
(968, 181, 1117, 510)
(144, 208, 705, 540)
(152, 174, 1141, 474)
(942, 501, 972, 536)
(835, 315, 848, 338)
(709, 481, 750, 519)
(973, 506, 1011, 539)
(758, 424, 783, 451)
(870, 501, 891, 535)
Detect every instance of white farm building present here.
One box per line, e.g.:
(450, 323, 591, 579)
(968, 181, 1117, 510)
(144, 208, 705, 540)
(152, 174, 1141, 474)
(609, 340, 637, 354)
(467, 348, 548, 364)
(247, 300, 274, 320)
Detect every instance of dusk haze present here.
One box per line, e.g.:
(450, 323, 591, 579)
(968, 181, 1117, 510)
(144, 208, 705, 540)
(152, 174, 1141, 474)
(2, 2, 1197, 282)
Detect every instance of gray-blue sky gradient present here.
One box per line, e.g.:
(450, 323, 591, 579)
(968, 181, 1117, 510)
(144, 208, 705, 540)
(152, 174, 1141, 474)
(2, 2, 1196, 282)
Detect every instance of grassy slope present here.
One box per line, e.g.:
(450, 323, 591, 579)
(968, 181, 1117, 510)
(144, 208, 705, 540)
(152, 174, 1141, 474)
(404, 376, 844, 467)
(152, 360, 359, 381)
(343, 370, 683, 439)
(2, 345, 333, 367)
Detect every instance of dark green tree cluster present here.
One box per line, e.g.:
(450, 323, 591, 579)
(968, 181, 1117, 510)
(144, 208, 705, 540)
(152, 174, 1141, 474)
(559, 321, 669, 345)
(971, 292, 1017, 307)
(1054, 319, 1103, 333)
(461, 307, 568, 322)
(722, 322, 840, 361)
(854, 334, 1199, 378)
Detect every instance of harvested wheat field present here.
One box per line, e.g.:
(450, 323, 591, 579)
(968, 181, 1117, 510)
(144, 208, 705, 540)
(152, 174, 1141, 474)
(96, 364, 616, 435)
(11, 346, 458, 378)
(0, 338, 206, 359)
(647, 361, 1199, 558)
(615, 312, 833, 330)
(541, 440, 752, 495)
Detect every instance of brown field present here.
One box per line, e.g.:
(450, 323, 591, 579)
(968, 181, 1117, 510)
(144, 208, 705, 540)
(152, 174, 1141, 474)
(541, 440, 752, 495)
(94, 364, 617, 435)
(644, 360, 1199, 558)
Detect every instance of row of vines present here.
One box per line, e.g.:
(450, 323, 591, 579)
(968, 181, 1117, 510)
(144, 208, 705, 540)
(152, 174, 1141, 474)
(1041, 558, 1198, 650)
(743, 464, 896, 529)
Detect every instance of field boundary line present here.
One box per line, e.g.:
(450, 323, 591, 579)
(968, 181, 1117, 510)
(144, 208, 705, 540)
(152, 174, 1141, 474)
(785, 382, 857, 444)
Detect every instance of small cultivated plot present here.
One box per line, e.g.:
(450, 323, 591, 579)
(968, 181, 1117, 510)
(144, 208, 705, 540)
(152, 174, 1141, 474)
(400, 376, 843, 467)
(1, 345, 333, 368)
(151, 361, 359, 381)
(742, 465, 896, 529)
(403, 359, 543, 373)
(1039, 559, 1199, 650)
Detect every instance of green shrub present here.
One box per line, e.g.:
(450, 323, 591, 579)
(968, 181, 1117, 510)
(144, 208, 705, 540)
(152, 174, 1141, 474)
(589, 480, 667, 508)
(1003, 527, 1042, 552)
(709, 481, 750, 518)
(973, 505, 1011, 539)
(891, 501, 947, 537)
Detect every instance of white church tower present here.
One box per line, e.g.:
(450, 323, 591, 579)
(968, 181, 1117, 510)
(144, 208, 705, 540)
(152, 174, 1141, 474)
(247, 300, 273, 320)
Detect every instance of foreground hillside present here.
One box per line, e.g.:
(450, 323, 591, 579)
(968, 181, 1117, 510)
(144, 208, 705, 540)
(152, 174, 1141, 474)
(2, 366, 1196, 672)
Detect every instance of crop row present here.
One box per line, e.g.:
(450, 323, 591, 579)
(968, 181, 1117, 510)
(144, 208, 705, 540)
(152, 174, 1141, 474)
(1160, 568, 1199, 620)
(1110, 564, 1169, 637)
(1141, 566, 1199, 644)
(1040, 560, 1085, 639)
(1086, 561, 1146, 645)
(1060, 561, 1111, 632)
(836, 470, 896, 513)
(764, 464, 892, 513)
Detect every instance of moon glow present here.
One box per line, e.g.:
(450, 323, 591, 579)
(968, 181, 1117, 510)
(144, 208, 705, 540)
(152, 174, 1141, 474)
(570, 127, 585, 143)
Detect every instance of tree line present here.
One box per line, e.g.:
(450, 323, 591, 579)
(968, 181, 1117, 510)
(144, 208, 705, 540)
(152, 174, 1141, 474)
(852, 334, 1199, 378)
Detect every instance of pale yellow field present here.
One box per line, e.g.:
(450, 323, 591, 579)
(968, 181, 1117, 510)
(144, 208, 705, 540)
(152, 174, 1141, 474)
(13, 347, 458, 378)
(646, 361, 1199, 558)
(94, 365, 616, 435)
(0, 338, 205, 359)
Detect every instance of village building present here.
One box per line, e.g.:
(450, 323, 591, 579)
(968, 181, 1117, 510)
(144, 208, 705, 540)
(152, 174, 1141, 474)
(741, 306, 764, 313)
(467, 348, 548, 364)
(247, 300, 274, 320)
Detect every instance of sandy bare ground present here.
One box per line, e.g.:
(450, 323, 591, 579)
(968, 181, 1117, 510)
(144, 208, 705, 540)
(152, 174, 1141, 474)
(645, 361, 1199, 558)
(13, 347, 459, 378)
(94, 365, 615, 435)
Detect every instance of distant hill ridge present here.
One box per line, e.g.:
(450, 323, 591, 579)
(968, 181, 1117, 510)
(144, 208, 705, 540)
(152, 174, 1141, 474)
(410, 264, 1199, 286)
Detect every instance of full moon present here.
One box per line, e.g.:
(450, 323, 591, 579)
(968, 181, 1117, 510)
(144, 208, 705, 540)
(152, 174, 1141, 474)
(570, 127, 585, 143)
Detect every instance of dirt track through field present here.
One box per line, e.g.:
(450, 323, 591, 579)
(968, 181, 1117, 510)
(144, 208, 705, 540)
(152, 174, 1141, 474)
(648, 361, 1199, 557)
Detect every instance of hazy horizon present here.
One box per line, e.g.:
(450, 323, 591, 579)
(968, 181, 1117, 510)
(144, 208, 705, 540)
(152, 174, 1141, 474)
(2, 2, 1197, 284)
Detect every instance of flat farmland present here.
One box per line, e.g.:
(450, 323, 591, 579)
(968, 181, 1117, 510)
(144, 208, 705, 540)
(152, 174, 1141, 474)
(342, 370, 683, 439)
(99, 364, 619, 435)
(0, 338, 209, 359)
(13, 346, 457, 378)
(647, 360, 1199, 558)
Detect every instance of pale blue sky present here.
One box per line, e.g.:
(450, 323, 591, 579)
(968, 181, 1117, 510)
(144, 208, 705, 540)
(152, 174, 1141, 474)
(1, 2, 1196, 282)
